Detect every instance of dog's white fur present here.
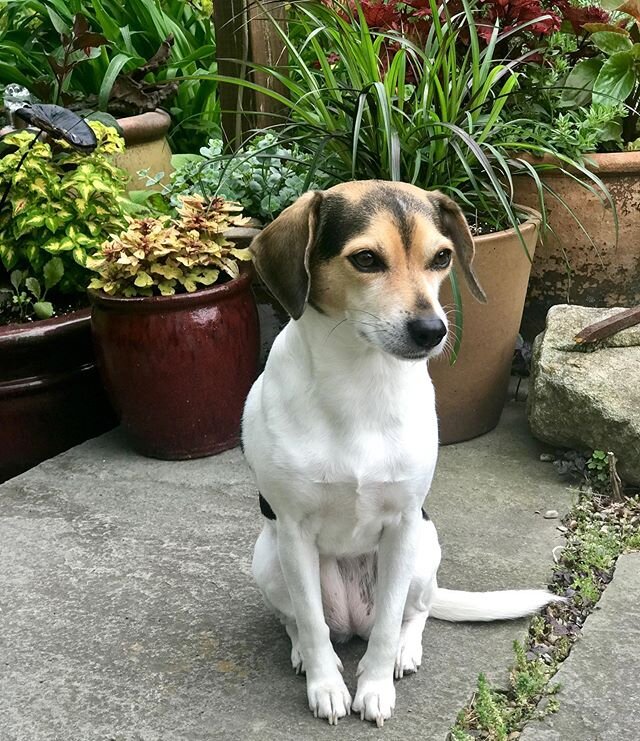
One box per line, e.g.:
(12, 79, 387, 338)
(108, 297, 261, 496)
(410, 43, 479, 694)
(242, 182, 558, 726)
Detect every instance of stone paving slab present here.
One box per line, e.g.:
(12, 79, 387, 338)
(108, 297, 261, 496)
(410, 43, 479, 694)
(521, 552, 640, 741)
(0, 403, 569, 741)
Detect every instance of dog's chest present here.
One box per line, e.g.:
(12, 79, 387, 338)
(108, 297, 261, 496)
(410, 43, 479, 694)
(258, 392, 437, 556)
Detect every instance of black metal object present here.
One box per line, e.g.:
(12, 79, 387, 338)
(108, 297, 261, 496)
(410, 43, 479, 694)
(14, 103, 97, 153)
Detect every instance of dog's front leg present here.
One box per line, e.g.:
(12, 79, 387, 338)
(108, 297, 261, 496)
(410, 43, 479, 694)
(353, 511, 422, 726)
(276, 518, 352, 724)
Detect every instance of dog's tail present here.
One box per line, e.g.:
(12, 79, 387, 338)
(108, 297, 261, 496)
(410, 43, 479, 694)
(429, 587, 562, 622)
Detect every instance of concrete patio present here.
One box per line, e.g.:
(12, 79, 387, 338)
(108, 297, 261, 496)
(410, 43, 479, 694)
(0, 401, 635, 740)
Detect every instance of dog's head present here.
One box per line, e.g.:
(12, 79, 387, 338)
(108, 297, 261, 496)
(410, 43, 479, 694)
(250, 181, 486, 360)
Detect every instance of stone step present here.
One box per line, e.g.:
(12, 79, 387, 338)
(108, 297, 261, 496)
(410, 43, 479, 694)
(521, 552, 640, 741)
(0, 403, 568, 740)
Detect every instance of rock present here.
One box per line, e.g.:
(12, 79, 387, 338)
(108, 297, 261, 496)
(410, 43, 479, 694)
(543, 509, 559, 519)
(528, 305, 640, 486)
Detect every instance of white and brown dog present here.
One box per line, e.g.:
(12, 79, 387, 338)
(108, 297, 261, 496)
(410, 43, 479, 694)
(242, 181, 557, 727)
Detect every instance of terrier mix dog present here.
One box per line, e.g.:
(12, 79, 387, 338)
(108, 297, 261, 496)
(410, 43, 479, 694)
(242, 181, 557, 727)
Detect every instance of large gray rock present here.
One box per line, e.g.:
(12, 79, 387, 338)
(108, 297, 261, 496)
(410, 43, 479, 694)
(528, 305, 640, 485)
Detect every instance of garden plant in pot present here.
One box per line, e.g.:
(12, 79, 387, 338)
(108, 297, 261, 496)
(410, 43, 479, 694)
(0, 120, 129, 482)
(154, 131, 332, 358)
(0, 1, 219, 184)
(88, 194, 260, 459)
(501, 0, 640, 336)
(219, 0, 605, 443)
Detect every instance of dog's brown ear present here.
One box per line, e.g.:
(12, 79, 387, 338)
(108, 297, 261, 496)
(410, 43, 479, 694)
(250, 191, 323, 319)
(429, 191, 487, 303)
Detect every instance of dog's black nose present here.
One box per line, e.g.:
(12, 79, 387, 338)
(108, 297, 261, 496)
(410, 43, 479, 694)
(407, 316, 447, 349)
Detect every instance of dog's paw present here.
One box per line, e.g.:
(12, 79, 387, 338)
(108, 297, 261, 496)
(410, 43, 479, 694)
(307, 674, 352, 725)
(352, 678, 396, 727)
(291, 643, 305, 674)
(394, 622, 424, 679)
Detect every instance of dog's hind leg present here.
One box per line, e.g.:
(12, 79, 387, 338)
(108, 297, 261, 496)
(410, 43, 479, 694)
(394, 516, 441, 679)
(252, 522, 304, 673)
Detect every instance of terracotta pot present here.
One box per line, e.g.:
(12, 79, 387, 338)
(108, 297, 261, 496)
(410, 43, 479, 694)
(0, 309, 116, 483)
(428, 209, 540, 445)
(89, 270, 260, 459)
(514, 151, 640, 339)
(113, 109, 173, 188)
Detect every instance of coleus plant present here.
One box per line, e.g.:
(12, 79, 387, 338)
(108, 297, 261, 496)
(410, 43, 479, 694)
(325, 0, 605, 49)
(89, 195, 252, 297)
(0, 121, 129, 295)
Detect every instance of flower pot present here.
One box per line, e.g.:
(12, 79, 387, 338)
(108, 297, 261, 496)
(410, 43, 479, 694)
(428, 209, 540, 445)
(0, 309, 117, 482)
(113, 109, 173, 187)
(89, 270, 260, 459)
(514, 151, 640, 339)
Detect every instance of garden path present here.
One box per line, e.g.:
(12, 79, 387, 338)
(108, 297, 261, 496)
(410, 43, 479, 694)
(0, 402, 580, 740)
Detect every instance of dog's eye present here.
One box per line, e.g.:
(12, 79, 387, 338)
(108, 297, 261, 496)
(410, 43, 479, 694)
(349, 250, 385, 272)
(430, 249, 452, 270)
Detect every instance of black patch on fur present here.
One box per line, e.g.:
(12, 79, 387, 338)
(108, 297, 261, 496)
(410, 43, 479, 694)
(421, 508, 430, 521)
(314, 184, 434, 260)
(314, 193, 371, 261)
(259, 492, 277, 520)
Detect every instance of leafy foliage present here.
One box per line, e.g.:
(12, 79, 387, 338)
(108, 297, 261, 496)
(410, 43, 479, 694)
(89, 195, 251, 297)
(0, 0, 219, 152)
(1, 257, 63, 321)
(164, 133, 330, 222)
(502, 0, 640, 152)
(0, 121, 129, 295)
(218, 0, 608, 233)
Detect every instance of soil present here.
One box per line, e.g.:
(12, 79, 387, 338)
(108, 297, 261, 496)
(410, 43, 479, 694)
(0, 293, 89, 328)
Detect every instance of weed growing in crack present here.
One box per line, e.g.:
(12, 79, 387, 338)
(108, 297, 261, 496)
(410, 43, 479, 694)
(449, 452, 640, 740)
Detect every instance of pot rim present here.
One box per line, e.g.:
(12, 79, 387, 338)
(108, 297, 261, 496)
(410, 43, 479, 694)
(516, 150, 640, 177)
(473, 205, 541, 246)
(88, 266, 253, 313)
(116, 109, 171, 146)
(0, 306, 90, 346)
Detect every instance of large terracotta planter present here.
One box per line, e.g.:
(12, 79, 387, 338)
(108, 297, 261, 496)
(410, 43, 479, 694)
(113, 109, 173, 187)
(514, 151, 640, 339)
(89, 270, 260, 459)
(428, 209, 540, 444)
(0, 309, 116, 482)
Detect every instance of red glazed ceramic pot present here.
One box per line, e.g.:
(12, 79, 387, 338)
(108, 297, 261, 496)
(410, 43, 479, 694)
(0, 308, 116, 482)
(89, 270, 259, 459)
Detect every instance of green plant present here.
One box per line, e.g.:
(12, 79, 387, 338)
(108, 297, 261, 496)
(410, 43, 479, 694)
(88, 194, 251, 297)
(562, 16, 640, 147)
(0, 120, 129, 296)
(450, 474, 640, 739)
(216, 0, 607, 232)
(163, 132, 330, 222)
(2, 258, 63, 321)
(586, 449, 610, 490)
(0, 0, 219, 151)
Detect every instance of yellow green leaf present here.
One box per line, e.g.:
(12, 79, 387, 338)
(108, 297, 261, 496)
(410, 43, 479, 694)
(134, 271, 154, 287)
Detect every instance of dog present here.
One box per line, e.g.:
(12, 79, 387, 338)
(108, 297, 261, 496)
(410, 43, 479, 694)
(241, 181, 559, 727)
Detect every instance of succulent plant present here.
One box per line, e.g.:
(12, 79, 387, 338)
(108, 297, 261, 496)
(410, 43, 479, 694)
(89, 195, 251, 297)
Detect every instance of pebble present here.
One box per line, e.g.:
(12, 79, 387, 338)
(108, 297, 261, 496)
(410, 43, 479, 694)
(543, 509, 559, 519)
(539, 453, 555, 462)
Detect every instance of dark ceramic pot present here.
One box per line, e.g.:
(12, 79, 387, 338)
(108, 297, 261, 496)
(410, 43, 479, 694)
(0, 309, 116, 483)
(89, 270, 260, 459)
